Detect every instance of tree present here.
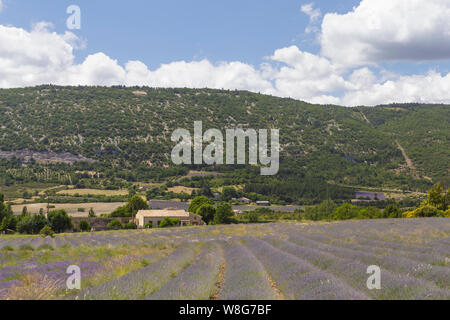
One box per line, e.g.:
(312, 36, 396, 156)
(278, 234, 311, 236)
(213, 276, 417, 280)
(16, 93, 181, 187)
(197, 204, 216, 224)
(214, 203, 234, 224)
(159, 217, 180, 228)
(0, 194, 16, 232)
(78, 220, 91, 232)
(0, 194, 5, 221)
(88, 208, 96, 218)
(146, 187, 164, 200)
(128, 195, 149, 215)
(188, 196, 212, 214)
(47, 210, 73, 233)
(221, 187, 238, 201)
(0, 215, 17, 233)
(110, 195, 149, 218)
(17, 214, 48, 234)
(22, 206, 28, 215)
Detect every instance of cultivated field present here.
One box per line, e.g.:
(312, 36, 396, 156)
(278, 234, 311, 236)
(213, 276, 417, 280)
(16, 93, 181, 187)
(0, 218, 448, 300)
(11, 202, 126, 217)
(56, 189, 129, 196)
(167, 186, 198, 195)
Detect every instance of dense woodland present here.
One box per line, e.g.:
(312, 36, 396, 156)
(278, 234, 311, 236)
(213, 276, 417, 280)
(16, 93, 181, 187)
(0, 86, 448, 204)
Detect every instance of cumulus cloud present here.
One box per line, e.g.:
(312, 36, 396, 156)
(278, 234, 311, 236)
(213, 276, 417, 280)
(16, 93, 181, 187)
(341, 71, 450, 106)
(0, 23, 274, 94)
(267, 46, 352, 103)
(1, 19, 450, 107)
(0, 23, 76, 87)
(321, 0, 450, 67)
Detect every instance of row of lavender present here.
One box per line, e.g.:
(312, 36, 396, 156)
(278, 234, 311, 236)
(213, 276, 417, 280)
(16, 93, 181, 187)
(1, 218, 449, 299)
(1, 218, 447, 250)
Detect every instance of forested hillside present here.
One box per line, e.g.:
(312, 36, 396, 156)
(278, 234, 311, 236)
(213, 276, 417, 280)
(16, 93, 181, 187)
(0, 86, 448, 203)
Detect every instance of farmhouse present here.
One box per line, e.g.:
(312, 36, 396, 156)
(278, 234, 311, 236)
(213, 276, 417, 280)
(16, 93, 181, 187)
(238, 197, 251, 204)
(135, 209, 204, 228)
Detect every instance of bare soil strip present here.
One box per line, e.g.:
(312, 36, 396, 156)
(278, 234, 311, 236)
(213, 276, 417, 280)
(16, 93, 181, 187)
(396, 140, 419, 179)
(266, 273, 285, 300)
(211, 259, 226, 300)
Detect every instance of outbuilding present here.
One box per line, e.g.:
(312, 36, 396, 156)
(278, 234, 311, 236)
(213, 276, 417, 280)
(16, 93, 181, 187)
(135, 209, 204, 228)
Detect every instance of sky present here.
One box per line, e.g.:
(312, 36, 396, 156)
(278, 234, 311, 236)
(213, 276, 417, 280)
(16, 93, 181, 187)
(0, 0, 450, 106)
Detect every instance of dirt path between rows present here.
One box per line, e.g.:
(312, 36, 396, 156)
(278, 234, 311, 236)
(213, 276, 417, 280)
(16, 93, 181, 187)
(210, 253, 226, 300)
(267, 273, 285, 300)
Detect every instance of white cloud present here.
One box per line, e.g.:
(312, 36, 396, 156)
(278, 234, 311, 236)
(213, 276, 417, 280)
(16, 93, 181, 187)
(0, 23, 75, 87)
(301, 3, 321, 22)
(267, 46, 353, 103)
(301, 3, 321, 34)
(341, 71, 450, 106)
(0, 23, 274, 94)
(123, 59, 274, 93)
(1, 20, 450, 107)
(321, 0, 450, 67)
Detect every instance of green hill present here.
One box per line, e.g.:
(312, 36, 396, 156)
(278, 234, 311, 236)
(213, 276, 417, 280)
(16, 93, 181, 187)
(0, 86, 448, 203)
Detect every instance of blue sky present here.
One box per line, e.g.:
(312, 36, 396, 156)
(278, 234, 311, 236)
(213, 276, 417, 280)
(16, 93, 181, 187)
(1, 0, 450, 106)
(1, 0, 360, 65)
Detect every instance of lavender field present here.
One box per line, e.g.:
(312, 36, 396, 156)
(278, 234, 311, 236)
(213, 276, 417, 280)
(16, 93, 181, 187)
(0, 218, 449, 300)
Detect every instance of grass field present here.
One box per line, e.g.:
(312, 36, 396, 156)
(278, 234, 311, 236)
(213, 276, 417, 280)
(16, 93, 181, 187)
(0, 218, 448, 300)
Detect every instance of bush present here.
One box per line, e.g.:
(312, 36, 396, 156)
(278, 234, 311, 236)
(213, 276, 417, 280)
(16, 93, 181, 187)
(403, 205, 444, 218)
(78, 220, 91, 232)
(302, 200, 337, 221)
(247, 212, 259, 223)
(144, 222, 152, 229)
(17, 214, 48, 234)
(38, 244, 55, 251)
(382, 204, 402, 218)
(1, 246, 14, 252)
(333, 203, 361, 220)
(40, 225, 55, 238)
(108, 219, 123, 229)
(47, 210, 73, 233)
(19, 244, 35, 251)
(124, 222, 137, 229)
(159, 217, 180, 228)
